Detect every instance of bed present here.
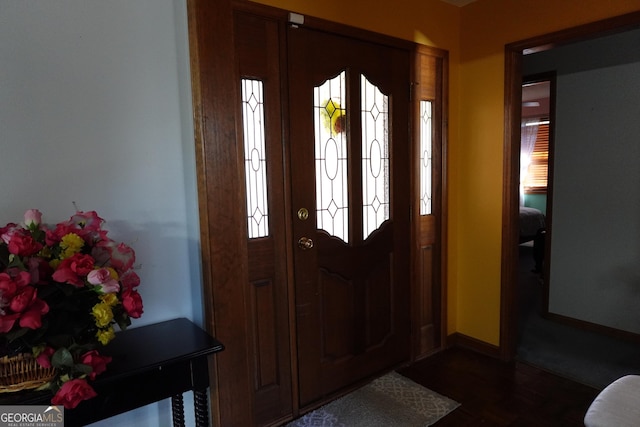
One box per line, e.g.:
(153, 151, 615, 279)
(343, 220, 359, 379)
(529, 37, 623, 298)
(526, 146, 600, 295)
(519, 206, 545, 243)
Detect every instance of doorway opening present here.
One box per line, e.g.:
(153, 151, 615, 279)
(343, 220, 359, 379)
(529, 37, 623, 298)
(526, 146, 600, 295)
(502, 11, 640, 363)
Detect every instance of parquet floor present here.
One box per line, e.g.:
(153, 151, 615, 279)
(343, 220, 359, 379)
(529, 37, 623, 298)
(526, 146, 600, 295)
(398, 347, 600, 427)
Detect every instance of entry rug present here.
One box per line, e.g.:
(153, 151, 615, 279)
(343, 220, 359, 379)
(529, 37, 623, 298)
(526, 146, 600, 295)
(285, 371, 460, 427)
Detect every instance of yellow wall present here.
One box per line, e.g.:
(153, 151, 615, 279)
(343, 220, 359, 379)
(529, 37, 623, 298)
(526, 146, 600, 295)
(250, 0, 640, 346)
(454, 0, 640, 345)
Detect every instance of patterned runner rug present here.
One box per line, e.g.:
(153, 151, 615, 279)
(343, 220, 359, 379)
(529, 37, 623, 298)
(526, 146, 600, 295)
(285, 371, 460, 427)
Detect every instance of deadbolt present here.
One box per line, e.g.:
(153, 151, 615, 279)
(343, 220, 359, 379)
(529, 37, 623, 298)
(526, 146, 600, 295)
(297, 208, 309, 221)
(298, 237, 314, 250)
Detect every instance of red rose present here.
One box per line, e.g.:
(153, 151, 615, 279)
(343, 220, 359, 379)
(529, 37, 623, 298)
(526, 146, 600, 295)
(36, 347, 56, 369)
(7, 231, 42, 256)
(120, 270, 140, 290)
(122, 289, 143, 318)
(80, 350, 112, 380)
(52, 253, 95, 286)
(0, 272, 18, 297)
(51, 379, 97, 409)
(9, 286, 36, 313)
(18, 298, 49, 329)
(0, 313, 20, 333)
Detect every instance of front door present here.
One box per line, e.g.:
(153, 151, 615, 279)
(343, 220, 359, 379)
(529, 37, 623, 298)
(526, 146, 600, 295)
(287, 26, 412, 407)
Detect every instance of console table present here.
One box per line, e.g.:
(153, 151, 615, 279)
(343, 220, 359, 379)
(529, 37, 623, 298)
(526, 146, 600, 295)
(0, 318, 224, 427)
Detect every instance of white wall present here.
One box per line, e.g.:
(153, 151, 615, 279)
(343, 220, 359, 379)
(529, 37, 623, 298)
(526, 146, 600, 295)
(524, 28, 640, 334)
(0, 1, 204, 425)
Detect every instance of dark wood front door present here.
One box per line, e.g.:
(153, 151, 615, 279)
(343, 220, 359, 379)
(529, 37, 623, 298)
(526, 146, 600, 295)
(287, 26, 412, 407)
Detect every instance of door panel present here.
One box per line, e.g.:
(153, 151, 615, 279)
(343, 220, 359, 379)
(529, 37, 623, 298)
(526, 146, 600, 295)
(288, 27, 412, 407)
(413, 48, 445, 358)
(235, 11, 292, 425)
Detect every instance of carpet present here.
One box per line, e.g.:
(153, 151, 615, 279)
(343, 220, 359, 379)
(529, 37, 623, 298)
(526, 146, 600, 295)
(285, 372, 460, 427)
(517, 244, 640, 389)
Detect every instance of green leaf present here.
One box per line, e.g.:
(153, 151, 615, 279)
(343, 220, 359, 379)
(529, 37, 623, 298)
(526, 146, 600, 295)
(74, 363, 93, 375)
(0, 244, 9, 269)
(51, 348, 75, 368)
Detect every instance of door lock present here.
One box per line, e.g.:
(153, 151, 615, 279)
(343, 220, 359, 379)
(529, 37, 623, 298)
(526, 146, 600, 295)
(297, 208, 309, 221)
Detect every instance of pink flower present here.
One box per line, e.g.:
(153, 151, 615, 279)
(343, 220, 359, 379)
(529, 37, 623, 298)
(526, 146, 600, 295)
(0, 223, 18, 244)
(61, 211, 107, 243)
(80, 350, 112, 380)
(68, 211, 104, 232)
(122, 289, 143, 318)
(87, 268, 119, 293)
(24, 209, 42, 228)
(96, 241, 135, 273)
(36, 347, 55, 368)
(51, 378, 97, 409)
(52, 254, 95, 286)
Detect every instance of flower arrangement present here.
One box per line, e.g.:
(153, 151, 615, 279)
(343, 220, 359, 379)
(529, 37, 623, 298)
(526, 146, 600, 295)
(0, 209, 143, 409)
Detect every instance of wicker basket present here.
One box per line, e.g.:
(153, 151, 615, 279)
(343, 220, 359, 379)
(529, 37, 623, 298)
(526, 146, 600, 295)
(0, 353, 56, 393)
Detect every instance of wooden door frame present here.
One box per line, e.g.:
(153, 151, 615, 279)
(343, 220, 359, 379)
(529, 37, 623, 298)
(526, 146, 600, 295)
(188, 0, 449, 424)
(500, 11, 640, 361)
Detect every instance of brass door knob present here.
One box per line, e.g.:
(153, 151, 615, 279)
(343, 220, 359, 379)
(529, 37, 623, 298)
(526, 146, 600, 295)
(297, 237, 314, 250)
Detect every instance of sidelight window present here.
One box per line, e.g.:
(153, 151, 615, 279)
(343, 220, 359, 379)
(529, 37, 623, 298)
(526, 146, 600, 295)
(241, 78, 270, 239)
(419, 100, 433, 215)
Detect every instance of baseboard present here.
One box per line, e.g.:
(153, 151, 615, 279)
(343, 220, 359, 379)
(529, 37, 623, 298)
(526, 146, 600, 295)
(446, 332, 501, 358)
(544, 311, 640, 344)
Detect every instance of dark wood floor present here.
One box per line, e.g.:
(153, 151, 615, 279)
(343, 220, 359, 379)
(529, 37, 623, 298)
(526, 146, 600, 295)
(398, 347, 600, 427)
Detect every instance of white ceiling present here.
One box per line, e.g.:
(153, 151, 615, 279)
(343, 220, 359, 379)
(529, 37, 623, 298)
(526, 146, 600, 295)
(439, 0, 477, 6)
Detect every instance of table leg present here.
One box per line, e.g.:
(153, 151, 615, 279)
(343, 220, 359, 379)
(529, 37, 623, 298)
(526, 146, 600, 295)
(194, 389, 209, 427)
(172, 394, 186, 427)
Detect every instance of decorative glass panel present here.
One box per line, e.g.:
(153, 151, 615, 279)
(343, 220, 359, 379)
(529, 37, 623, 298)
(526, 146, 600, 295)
(419, 100, 433, 215)
(361, 75, 389, 239)
(314, 72, 348, 243)
(241, 79, 269, 238)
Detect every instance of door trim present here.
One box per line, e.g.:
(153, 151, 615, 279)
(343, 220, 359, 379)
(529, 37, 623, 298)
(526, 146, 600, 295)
(501, 11, 640, 361)
(188, 0, 449, 423)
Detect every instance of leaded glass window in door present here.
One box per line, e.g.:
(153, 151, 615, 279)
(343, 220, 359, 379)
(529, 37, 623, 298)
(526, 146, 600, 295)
(420, 100, 433, 215)
(313, 72, 348, 243)
(241, 78, 270, 238)
(361, 75, 390, 239)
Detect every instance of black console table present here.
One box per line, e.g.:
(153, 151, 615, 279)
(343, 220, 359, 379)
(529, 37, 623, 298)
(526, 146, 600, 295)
(0, 318, 224, 427)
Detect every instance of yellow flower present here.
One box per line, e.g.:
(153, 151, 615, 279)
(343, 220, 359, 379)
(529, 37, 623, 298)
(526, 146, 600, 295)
(100, 293, 119, 307)
(96, 327, 116, 346)
(321, 99, 346, 136)
(38, 246, 52, 259)
(60, 233, 84, 259)
(92, 302, 114, 328)
(106, 267, 119, 280)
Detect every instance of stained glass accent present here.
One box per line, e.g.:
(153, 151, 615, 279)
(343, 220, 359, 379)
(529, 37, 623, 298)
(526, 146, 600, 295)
(314, 72, 348, 243)
(361, 75, 390, 239)
(420, 100, 433, 215)
(241, 79, 269, 238)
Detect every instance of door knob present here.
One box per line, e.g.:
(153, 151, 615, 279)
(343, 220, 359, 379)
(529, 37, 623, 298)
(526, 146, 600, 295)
(298, 237, 314, 250)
